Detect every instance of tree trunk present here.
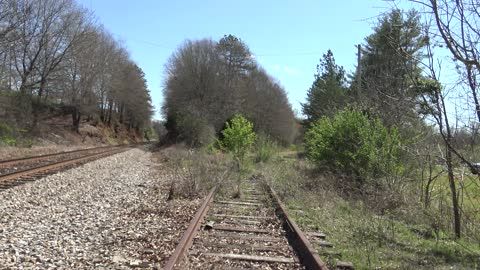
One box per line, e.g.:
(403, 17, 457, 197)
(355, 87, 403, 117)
(445, 144, 461, 238)
(424, 156, 432, 208)
(119, 103, 124, 124)
(439, 88, 461, 238)
(107, 100, 113, 125)
(72, 108, 81, 133)
(31, 78, 47, 131)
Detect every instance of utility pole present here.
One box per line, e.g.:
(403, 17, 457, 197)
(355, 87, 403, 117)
(356, 44, 362, 101)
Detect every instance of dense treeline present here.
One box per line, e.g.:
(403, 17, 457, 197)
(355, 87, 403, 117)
(0, 0, 153, 134)
(162, 35, 297, 146)
(302, 6, 480, 240)
(303, 10, 426, 129)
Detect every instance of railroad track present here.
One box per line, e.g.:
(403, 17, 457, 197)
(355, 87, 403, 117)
(165, 180, 354, 270)
(0, 144, 145, 190)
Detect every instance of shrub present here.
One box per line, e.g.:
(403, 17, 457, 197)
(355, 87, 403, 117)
(220, 114, 256, 164)
(255, 134, 278, 163)
(175, 114, 216, 147)
(304, 109, 403, 183)
(0, 122, 16, 146)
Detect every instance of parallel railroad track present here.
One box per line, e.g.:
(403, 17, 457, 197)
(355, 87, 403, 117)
(165, 180, 352, 270)
(0, 143, 147, 190)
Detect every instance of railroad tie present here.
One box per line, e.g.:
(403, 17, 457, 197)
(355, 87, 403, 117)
(215, 200, 263, 206)
(203, 253, 296, 264)
(336, 260, 355, 270)
(212, 214, 270, 220)
(200, 242, 288, 252)
(204, 232, 285, 242)
(307, 232, 327, 239)
(212, 225, 270, 234)
(218, 218, 262, 226)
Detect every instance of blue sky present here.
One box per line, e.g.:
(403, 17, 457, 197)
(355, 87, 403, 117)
(77, 0, 415, 120)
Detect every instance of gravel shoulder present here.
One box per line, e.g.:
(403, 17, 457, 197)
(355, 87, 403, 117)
(0, 148, 200, 269)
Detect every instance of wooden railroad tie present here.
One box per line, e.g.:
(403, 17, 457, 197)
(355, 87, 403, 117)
(203, 253, 296, 264)
(215, 200, 263, 206)
(204, 232, 285, 242)
(212, 225, 271, 234)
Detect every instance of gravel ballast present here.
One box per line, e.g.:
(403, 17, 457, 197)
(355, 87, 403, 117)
(0, 148, 200, 269)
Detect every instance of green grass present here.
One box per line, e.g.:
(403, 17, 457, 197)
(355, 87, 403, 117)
(426, 166, 480, 239)
(285, 194, 480, 269)
(0, 121, 34, 147)
(261, 157, 480, 270)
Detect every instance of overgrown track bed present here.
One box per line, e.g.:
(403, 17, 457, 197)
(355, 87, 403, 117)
(165, 181, 329, 270)
(0, 144, 147, 190)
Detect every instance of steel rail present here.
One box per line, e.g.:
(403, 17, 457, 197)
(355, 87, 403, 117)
(164, 185, 218, 270)
(0, 147, 129, 185)
(265, 184, 329, 270)
(0, 144, 124, 167)
(165, 181, 329, 270)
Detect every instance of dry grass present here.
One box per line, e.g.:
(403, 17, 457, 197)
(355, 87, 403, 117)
(157, 145, 234, 200)
(258, 156, 480, 269)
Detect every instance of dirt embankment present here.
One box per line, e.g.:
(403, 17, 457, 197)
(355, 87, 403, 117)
(0, 116, 144, 160)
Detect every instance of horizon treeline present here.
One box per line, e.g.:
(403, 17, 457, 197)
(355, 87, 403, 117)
(0, 0, 153, 133)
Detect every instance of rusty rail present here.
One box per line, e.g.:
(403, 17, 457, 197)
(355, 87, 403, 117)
(265, 184, 329, 270)
(0, 145, 123, 167)
(164, 185, 218, 270)
(165, 180, 329, 270)
(0, 147, 130, 189)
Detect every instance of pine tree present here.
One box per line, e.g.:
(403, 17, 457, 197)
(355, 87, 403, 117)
(356, 9, 427, 127)
(302, 49, 348, 125)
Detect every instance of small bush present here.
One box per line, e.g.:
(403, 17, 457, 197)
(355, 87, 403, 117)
(304, 109, 403, 183)
(176, 115, 216, 147)
(0, 122, 16, 146)
(255, 135, 278, 163)
(163, 146, 232, 200)
(220, 114, 256, 164)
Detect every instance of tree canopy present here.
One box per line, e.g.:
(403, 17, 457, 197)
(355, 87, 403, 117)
(162, 35, 297, 146)
(302, 49, 349, 126)
(0, 0, 153, 133)
(355, 9, 427, 128)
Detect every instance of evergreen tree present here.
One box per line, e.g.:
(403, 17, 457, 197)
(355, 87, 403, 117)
(355, 9, 427, 128)
(302, 49, 348, 125)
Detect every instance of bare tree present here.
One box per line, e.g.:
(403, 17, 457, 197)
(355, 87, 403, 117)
(409, 0, 480, 174)
(0, 0, 153, 137)
(163, 37, 297, 146)
(415, 40, 462, 238)
(243, 68, 297, 145)
(163, 38, 224, 145)
(59, 26, 103, 132)
(410, 0, 480, 122)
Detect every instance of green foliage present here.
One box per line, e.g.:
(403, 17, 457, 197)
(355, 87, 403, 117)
(263, 158, 480, 269)
(0, 122, 16, 146)
(355, 9, 427, 128)
(220, 114, 256, 163)
(413, 78, 443, 116)
(143, 127, 156, 140)
(172, 113, 216, 147)
(163, 36, 297, 147)
(205, 142, 218, 154)
(255, 135, 278, 163)
(304, 109, 403, 182)
(302, 49, 348, 125)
